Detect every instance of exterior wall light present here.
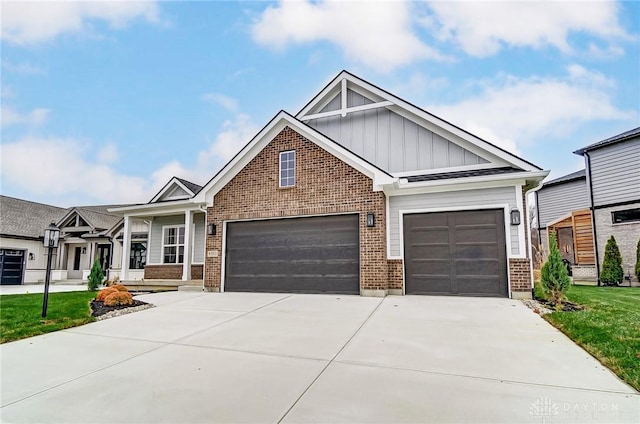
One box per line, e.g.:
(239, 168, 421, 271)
(510, 208, 521, 226)
(366, 212, 375, 228)
(207, 223, 217, 236)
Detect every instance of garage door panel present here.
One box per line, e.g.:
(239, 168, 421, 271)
(225, 215, 359, 294)
(404, 209, 507, 297)
(0, 249, 25, 285)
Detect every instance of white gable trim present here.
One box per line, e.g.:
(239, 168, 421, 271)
(192, 111, 396, 205)
(149, 177, 196, 203)
(297, 71, 540, 172)
(56, 208, 95, 231)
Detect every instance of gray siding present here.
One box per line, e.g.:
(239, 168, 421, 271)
(308, 101, 488, 174)
(537, 179, 588, 227)
(589, 137, 640, 206)
(388, 187, 520, 257)
(149, 214, 205, 264)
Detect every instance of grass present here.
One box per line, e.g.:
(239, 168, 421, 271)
(0, 291, 96, 344)
(538, 284, 640, 392)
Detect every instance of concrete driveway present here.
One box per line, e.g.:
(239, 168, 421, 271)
(1, 292, 638, 423)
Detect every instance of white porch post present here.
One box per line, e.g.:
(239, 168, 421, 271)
(182, 210, 193, 281)
(121, 216, 132, 281)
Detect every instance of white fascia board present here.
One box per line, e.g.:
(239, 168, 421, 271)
(108, 200, 202, 217)
(385, 171, 549, 197)
(194, 112, 396, 205)
(392, 163, 506, 178)
(149, 177, 194, 203)
(297, 72, 348, 118)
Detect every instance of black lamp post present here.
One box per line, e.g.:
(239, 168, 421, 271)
(42, 222, 60, 318)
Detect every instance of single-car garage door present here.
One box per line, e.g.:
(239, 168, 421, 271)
(403, 209, 508, 297)
(225, 214, 359, 294)
(0, 249, 25, 285)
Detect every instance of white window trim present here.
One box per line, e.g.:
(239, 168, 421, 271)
(279, 150, 296, 188)
(162, 225, 185, 264)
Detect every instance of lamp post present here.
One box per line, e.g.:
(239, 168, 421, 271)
(42, 222, 60, 318)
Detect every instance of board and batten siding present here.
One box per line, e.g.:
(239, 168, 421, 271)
(589, 136, 640, 206)
(307, 90, 488, 174)
(149, 214, 205, 264)
(537, 179, 588, 227)
(388, 186, 521, 257)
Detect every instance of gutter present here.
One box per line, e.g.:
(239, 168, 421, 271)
(585, 151, 601, 286)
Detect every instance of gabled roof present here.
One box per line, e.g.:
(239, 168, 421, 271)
(55, 205, 124, 233)
(192, 110, 395, 204)
(574, 126, 640, 155)
(149, 176, 203, 203)
(0, 195, 67, 239)
(297, 70, 542, 173)
(541, 169, 586, 188)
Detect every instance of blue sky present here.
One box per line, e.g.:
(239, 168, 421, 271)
(1, 1, 638, 207)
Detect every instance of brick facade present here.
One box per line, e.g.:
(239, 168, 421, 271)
(144, 264, 203, 280)
(204, 127, 387, 294)
(387, 259, 403, 292)
(509, 258, 532, 297)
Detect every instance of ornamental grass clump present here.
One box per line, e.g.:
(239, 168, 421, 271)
(96, 287, 119, 302)
(111, 284, 128, 292)
(600, 235, 623, 286)
(104, 291, 133, 307)
(540, 230, 571, 306)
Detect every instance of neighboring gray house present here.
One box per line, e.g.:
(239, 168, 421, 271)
(575, 126, 640, 283)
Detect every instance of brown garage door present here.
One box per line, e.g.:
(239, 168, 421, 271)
(403, 209, 508, 297)
(224, 215, 359, 294)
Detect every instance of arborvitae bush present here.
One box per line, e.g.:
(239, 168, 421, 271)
(87, 259, 104, 291)
(635, 238, 640, 283)
(600, 235, 623, 286)
(104, 291, 133, 307)
(540, 230, 571, 305)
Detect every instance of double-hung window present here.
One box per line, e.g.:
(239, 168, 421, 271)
(163, 226, 185, 264)
(279, 150, 295, 187)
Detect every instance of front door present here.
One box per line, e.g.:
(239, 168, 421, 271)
(67, 246, 83, 279)
(98, 245, 110, 272)
(557, 227, 575, 264)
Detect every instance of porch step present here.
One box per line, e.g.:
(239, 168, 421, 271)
(178, 285, 204, 292)
(119, 279, 202, 292)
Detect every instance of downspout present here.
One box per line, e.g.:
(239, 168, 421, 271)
(585, 151, 601, 286)
(526, 180, 546, 298)
(199, 205, 207, 292)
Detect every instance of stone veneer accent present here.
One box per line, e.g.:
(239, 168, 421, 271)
(144, 264, 203, 280)
(205, 127, 387, 295)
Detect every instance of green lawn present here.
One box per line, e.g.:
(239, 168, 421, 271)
(541, 285, 640, 392)
(0, 291, 96, 344)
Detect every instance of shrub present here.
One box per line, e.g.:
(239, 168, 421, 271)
(600, 235, 623, 286)
(111, 284, 128, 292)
(540, 230, 571, 305)
(87, 259, 104, 291)
(96, 287, 119, 302)
(635, 238, 640, 282)
(105, 276, 120, 286)
(104, 291, 133, 307)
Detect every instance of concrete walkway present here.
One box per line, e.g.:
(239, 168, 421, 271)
(1, 292, 638, 423)
(0, 283, 88, 295)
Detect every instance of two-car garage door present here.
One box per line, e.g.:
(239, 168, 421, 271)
(403, 209, 508, 297)
(224, 214, 359, 294)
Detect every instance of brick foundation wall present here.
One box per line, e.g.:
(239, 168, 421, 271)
(388, 259, 403, 291)
(144, 264, 204, 280)
(144, 265, 182, 280)
(204, 126, 387, 294)
(509, 258, 532, 293)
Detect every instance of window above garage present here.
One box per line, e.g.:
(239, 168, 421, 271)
(279, 150, 296, 188)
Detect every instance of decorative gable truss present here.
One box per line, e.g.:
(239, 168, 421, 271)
(150, 177, 202, 203)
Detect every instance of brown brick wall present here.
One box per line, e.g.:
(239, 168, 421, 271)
(204, 126, 388, 294)
(387, 259, 403, 291)
(144, 264, 203, 280)
(509, 258, 532, 292)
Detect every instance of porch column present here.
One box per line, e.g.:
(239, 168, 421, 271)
(121, 216, 132, 281)
(182, 210, 193, 281)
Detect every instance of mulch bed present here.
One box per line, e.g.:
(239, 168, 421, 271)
(534, 298, 585, 312)
(90, 299, 149, 317)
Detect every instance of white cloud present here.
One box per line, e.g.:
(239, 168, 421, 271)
(1, 106, 50, 128)
(424, 0, 628, 57)
(1, 1, 160, 45)
(97, 143, 119, 163)
(429, 65, 636, 152)
(251, 0, 443, 72)
(201, 93, 239, 113)
(2, 61, 46, 75)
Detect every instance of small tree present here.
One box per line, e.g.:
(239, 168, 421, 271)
(634, 238, 640, 283)
(87, 258, 104, 291)
(600, 235, 623, 286)
(540, 230, 571, 305)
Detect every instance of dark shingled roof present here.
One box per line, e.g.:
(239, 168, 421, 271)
(405, 167, 522, 183)
(541, 169, 586, 188)
(175, 177, 203, 195)
(574, 126, 640, 155)
(0, 196, 67, 239)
